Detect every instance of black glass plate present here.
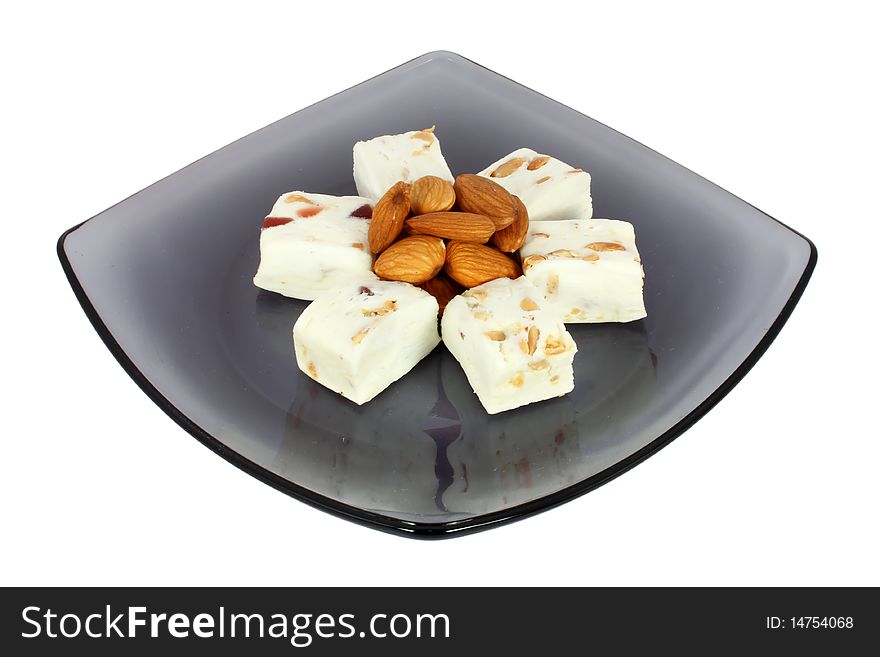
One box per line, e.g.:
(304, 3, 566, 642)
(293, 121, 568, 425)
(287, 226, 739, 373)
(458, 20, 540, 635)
(58, 51, 816, 538)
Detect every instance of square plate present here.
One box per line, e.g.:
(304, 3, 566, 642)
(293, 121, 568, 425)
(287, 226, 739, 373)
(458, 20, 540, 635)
(58, 51, 816, 538)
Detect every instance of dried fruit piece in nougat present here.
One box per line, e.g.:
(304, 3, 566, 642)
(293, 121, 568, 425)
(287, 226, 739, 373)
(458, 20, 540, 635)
(520, 219, 646, 323)
(353, 127, 454, 201)
(477, 148, 592, 221)
(253, 192, 374, 300)
(293, 281, 440, 405)
(441, 277, 577, 414)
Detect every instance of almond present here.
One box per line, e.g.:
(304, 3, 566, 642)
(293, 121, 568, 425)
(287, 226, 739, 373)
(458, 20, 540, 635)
(412, 126, 436, 142)
(374, 235, 445, 284)
(361, 300, 397, 317)
(527, 155, 551, 171)
(521, 254, 547, 271)
(444, 241, 522, 288)
(284, 193, 315, 204)
(406, 212, 495, 243)
(490, 157, 526, 178)
(543, 335, 568, 355)
(527, 326, 540, 355)
(453, 174, 518, 229)
(491, 194, 529, 252)
(410, 176, 455, 214)
(419, 274, 462, 315)
(586, 241, 626, 252)
(368, 181, 410, 253)
(520, 297, 540, 311)
(351, 327, 371, 344)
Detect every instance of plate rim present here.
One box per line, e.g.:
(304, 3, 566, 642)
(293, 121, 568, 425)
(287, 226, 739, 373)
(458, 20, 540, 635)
(56, 50, 819, 539)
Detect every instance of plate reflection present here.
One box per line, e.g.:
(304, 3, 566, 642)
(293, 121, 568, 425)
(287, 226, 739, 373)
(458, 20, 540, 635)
(256, 292, 656, 523)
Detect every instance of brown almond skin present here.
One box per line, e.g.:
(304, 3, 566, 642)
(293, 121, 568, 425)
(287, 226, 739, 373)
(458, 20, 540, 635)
(368, 181, 410, 254)
(410, 176, 455, 215)
(453, 174, 518, 229)
(419, 274, 463, 315)
(491, 194, 529, 252)
(444, 241, 522, 288)
(406, 212, 495, 243)
(373, 235, 445, 284)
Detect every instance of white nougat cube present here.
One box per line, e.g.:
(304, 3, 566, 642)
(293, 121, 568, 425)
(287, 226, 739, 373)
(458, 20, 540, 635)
(520, 219, 647, 323)
(253, 192, 374, 300)
(477, 148, 592, 221)
(441, 277, 577, 414)
(353, 127, 454, 200)
(293, 280, 440, 405)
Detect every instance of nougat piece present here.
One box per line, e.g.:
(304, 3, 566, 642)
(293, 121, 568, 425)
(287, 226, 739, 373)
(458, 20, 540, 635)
(520, 219, 646, 323)
(293, 280, 440, 404)
(253, 192, 374, 300)
(441, 277, 577, 414)
(353, 127, 454, 200)
(478, 148, 592, 221)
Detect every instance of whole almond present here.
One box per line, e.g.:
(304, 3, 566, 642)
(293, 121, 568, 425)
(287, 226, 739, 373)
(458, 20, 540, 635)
(406, 212, 495, 243)
(410, 176, 455, 215)
(368, 181, 410, 253)
(444, 241, 522, 288)
(374, 235, 445, 284)
(453, 174, 518, 230)
(491, 194, 529, 252)
(420, 274, 463, 315)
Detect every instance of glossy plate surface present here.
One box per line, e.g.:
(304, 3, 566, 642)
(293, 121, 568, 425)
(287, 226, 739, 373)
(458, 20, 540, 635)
(58, 51, 816, 538)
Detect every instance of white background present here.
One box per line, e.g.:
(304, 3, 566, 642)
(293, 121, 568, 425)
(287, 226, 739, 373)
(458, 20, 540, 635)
(2, 1, 878, 586)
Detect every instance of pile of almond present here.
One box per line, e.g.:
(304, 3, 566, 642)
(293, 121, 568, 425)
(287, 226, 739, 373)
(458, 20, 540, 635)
(368, 174, 529, 313)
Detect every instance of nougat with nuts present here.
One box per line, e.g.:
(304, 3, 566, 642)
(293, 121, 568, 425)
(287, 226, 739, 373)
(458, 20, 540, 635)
(293, 280, 441, 404)
(353, 127, 454, 201)
(520, 219, 646, 323)
(253, 192, 374, 300)
(478, 148, 593, 221)
(441, 276, 577, 414)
